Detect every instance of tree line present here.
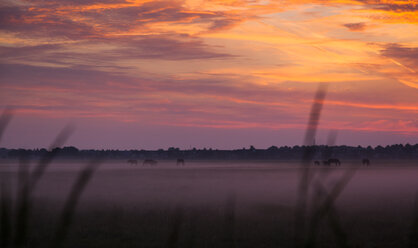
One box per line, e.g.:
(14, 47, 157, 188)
(0, 144, 417, 160)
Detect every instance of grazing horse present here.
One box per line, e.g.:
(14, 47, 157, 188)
(328, 158, 341, 166)
(314, 161, 320, 166)
(143, 159, 158, 166)
(127, 159, 138, 165)
(362, 158, 370, 166)
(176, 158, 185, 166)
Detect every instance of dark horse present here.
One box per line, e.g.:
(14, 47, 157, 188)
(328, 158, 341, 166)
(127, 159, 138, 165)
(176, 158, 185, 166)
(143, 159, 158, 166)
(362, 158, 370, 166)
(314, 161, 320, 166)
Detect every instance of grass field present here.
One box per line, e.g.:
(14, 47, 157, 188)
(1, 160, 417, 247)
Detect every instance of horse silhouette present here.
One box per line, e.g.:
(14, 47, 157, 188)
(362, 158, 370, 166)
(328, 158, 341, 166)
(127, 159, 138, 165)
(176, 158, 185, 166)
(143, 159, 158, 166)
(314, 161, 320, 166)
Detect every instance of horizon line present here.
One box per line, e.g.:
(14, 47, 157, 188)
(1, 143, 417, 151)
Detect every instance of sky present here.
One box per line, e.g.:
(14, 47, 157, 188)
(0, 0, 417, 149)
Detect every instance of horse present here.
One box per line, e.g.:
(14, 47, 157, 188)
(314, 161, 320, 166)
(176, 158, 185, 166)
(127, 159, 138, 165)
(362, 158, 370, 166)
(328, 158, 341, 166)
(143, 159, 158, 166)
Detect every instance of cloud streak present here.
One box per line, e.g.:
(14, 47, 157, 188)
(343, 22, 367, 31)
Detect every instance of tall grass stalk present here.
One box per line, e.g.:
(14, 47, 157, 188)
(0, 110, 101, 247)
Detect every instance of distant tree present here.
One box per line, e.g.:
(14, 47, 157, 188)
(267, 146, 278, 151)
(61, 146, 79, 156)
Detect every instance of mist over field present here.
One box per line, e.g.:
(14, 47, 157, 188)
(1, 159, 417, 247)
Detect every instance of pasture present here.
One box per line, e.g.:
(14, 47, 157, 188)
(1, 159, 417, 247)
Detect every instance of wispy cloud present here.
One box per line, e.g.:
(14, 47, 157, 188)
(381, 44, 418, 70)
(343, 22, 367, 31)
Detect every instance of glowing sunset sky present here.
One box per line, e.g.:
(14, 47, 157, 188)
(0, 0, 417, 149)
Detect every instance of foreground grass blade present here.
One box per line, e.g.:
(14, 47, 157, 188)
(295, 83, 328, 247)
(14, 156, 31, 248)
(51, 158, 102, 248)
(0, 181, 12, 248)
(29, 124, 75, 192)
(0, 108, 13, 142)
(326, 206, 349, 248)
(0, 108, 13, 248)
(306, 168, 356, 248)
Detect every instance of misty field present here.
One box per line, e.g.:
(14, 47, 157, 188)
(1, 160, 417, 248)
